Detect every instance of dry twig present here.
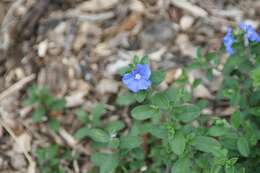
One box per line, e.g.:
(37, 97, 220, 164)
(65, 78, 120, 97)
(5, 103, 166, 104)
(0, 74, 35, 100)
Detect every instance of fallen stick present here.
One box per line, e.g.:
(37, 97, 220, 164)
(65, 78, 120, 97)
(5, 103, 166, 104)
(0, 74, 35, 100)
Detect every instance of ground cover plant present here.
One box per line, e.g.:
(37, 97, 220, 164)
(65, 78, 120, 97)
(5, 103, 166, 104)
(19, 23, 260, 173)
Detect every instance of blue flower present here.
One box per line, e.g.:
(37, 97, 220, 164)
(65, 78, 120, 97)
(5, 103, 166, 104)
(239, 23, 260, 42)
(122, 64, 151, 93)
(223, 27, 236, 55)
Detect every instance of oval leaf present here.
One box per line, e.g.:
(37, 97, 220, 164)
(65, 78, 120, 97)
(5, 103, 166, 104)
(171, 157, 191, 173)
(151, 92, 170, 109)
(131, 105, 159, 120)
(91, 153, 119, 173)
(150, 70, 166, 85)
(174, 105, 200, 122)
(170, 133, 186, 155)
(237, 137, 250, 157)
(88, 128, 110, 143)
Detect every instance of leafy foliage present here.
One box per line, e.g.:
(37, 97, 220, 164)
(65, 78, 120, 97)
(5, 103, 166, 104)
(24, 85, 66, 132)
(36, 145, 76, 173)
(27, 25, 260, 173)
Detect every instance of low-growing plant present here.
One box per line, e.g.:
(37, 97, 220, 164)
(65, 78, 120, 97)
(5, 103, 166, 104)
(36, 145, 76, 173)
(24, 85, 66, 132)
(86, 56, 240, 173)
(27, 22, 260, 173)
(191, 23, 260, 172)
(85, 23, 260, 173)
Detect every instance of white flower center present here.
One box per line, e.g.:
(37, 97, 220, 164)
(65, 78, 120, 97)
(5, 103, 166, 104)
(135, 73, 141, 80)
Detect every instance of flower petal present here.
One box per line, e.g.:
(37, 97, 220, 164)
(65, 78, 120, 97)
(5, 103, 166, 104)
(122, 73, 134, 85)
(127, 80, 140, 93)
(137, 64, 151, 79)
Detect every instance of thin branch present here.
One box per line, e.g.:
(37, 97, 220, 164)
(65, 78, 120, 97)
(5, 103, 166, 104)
(0, 74, 35, 100)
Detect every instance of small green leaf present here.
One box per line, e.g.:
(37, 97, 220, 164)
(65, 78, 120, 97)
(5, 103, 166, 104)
(171, 157, 191, 173)
(91, 153, 119, 173)
(133, 55, 140, 64)
(150, 70, 166, 85)
(251, 66, 260, 87)
(237, 137, 250, 157)
(116, 93, 136, 106)
(88, 128, 110, 143)
(74, 126, 89, 140)
(226, 157, 238, 166)
(151, 92, 170, 109)
(140, 55, 149, 64)
(249, 107, 260, 116)
(135, 90, 147, 102)
(174, 105, 200, 122)
(75, 109, 89, 124)
(191, 136, 222, 157)
(192, 79, 202, 88)
(208, 126, 230, 137)
(105, 121, 125, 134)
(49, 99, 66, 111)
(48, 119, 60, 132)
(145, 124, 167, 139)
(120, 135, 141, 149)
(170, 132, 186, 155)
(32, 108, 46, 123)
(131, 105, 160, 120)
(92, 103, 106, 125)
(231, 111, 243, 128)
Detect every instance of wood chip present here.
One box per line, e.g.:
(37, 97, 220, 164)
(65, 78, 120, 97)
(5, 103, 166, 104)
(171, 0, 208, 17)
(79, 0, 119, 12)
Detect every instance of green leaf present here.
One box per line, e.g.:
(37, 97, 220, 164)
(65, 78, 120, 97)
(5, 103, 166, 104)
(32, 108, 46, 123)
(251, 66, 260, 87)
(108, 138, 120, 149)
(135, 90, 147, 102)
(91, 103, 106, 125)
(75, 109, 89, 124)
(36, 145, 58, 162)
(120, 135, 141, 149)
(174, 105, 200, 122)
(170, 132, 186, 155)
(191, 136, 222, 157)
(171, 157, 191, 173)
(49, 99, 66, 111)
(165, 87, 192, 104)
(226, 157, 238, 166)
(208, 126, 230, 137)
(140, 55, 149, 64)
(105, 121, 125, 135)
(249, 106, 260, 116)
(116, 93, 136, 106)
(88, 128, 110, 143)
(237, 137, 250, 157)
(48, 119, 60, 132)
(231, 111, 243, 128)
(150, 69, 166, 85)
(151, 92, 170, 109)
(131, 105, 160, 120)
(192, 79, 202, 88)
(74, 126, 89, 140)
(144, 124, 167, 139)
(91, 153, 119, 173)
(133, 55, 140, 64)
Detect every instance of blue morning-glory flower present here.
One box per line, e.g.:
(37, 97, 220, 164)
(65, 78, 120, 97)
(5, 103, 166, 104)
(239, 23, 260, 42)
(223, 27, 236, 55)
(122, 64, 151, 93)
